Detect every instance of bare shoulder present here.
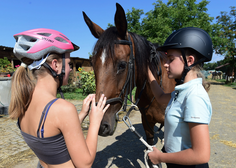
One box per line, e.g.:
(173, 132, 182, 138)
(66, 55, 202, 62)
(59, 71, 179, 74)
(51, 99, 78, 121)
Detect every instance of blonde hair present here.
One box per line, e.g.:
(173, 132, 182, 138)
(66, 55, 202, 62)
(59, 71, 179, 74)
(185, 49, 210, 92)
(8, 53, 62, 119)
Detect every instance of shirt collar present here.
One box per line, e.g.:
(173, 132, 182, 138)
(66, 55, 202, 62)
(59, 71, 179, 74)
(172, 78, 202, 103)
(175, 78, 202, 92)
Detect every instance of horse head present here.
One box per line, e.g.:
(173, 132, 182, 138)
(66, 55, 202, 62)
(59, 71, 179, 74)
(83, 3, 138, 136)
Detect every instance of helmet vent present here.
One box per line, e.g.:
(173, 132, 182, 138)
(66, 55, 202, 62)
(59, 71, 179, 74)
(29, 38, 37, 42)
(37, 33, 51, 37)
(55, 37, 68, 44)
(20, 44, 30, 51)
(59, 34, 69, 40)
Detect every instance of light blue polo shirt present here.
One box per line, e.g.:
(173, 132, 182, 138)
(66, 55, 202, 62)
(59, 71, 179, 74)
(164, 78, 212, 153)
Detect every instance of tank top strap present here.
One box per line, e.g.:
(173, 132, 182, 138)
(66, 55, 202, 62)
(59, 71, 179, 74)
(37, 99, 58, 138)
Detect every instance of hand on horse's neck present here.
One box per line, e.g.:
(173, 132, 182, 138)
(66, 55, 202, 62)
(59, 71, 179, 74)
(183, 70, 198, 83)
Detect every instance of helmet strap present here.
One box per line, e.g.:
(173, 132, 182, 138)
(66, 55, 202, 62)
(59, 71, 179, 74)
(175, 49, 207, 85)
(42, 54, 66, 99)
(175, 49, 190, 85)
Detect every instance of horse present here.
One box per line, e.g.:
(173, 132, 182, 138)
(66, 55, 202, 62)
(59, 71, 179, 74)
(82, 3, 175, 146)
(212, 71, 222, 80)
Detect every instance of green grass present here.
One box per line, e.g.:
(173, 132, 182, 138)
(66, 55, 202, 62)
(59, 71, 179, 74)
(57, 88, 87, 100)
(57, 87, 137, 102)
(214, 79, 236, 87)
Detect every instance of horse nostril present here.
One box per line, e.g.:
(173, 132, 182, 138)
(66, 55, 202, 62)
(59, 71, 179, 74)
(102, 123, 110, 131)
(99, 123, 111, 136)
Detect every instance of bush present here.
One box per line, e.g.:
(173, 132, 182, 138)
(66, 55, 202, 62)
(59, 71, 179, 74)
(61, 84, 77, 92)
(78, 67, 95, 95)
(0, 57, 15, 73)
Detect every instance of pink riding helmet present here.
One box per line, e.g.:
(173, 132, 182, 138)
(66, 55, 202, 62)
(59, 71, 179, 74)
(13, 28, 79, 61)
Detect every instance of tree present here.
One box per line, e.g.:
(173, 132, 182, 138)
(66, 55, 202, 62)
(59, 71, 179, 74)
(212, 6, 236, 81)
(141, 0, 214, 44)
(108, 0, 214, 45)
(107, 7, 144, 34)
(126, 8, 144, 35)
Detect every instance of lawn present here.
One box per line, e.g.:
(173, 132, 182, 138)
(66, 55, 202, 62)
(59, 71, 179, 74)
(58, 87, 136, 103)
(57, 88, 87, 100)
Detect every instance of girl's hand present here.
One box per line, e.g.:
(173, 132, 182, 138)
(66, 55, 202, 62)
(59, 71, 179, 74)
(80, 94, 95, 119)
(148, 147, 162, 165)
(89, 94, 110, 126)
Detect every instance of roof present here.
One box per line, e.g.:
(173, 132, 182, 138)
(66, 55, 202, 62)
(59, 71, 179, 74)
(0, 45, 13, 51)
(70, 57, 90, 61)
(215, 63, 230, 70)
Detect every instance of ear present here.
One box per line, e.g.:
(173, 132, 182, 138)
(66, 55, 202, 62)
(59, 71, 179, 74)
(115, 3, 128, 39)
(187, 55, 195, 66)
(83, 11, 104, 39)
(51, 59, 60, 73)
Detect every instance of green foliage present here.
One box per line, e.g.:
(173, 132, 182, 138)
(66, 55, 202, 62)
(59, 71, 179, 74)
(120, 0, 214, 45)
(126, 8, 144, 35)
(78, 67, 96, 95)
(61, 84, 77, 92)
(57, 88, 87, 100)
(212, 6, 236, 80)
(214, 79, 236, 87)
(213, 6, 236, 57)
(0, 57, 15, 73)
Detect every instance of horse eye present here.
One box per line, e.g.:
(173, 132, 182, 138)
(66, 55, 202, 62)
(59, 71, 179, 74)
(117, 62, 127, 74)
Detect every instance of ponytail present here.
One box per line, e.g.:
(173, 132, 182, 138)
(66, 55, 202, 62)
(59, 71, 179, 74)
(8, 66, 35, 119)
(196, 67, 210, 92)
(185, 49, 210, 92)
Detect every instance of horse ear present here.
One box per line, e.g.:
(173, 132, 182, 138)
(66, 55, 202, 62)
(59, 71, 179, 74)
(82, 11, 104, 39)
(115, 3, 128, 39)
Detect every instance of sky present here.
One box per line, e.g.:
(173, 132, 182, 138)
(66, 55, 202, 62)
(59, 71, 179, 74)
(0, 0, 235, 63)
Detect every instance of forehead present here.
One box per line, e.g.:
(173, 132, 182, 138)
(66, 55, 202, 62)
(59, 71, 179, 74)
(98, 43, 130, 65)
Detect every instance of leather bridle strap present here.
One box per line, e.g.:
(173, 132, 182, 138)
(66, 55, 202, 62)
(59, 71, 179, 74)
(103, 35, 135, 109)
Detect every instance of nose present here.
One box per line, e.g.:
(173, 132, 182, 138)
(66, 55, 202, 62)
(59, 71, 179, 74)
(164, 62, 168, 69)
(98, 122, 111, 136)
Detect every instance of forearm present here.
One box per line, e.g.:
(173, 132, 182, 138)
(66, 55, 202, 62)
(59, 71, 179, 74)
(160, 148, 210, 165)
(148, 70, 170, 104)
(78, 112, 87, 123)
(85, 122, 100, 161)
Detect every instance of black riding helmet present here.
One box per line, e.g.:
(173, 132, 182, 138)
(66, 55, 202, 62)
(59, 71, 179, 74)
(157, 27, 213, 85)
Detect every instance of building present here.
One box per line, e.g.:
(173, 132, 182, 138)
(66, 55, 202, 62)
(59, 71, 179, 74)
(0, 45, 93, 83)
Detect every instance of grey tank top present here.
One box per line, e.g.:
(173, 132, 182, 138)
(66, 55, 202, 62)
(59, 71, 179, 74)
(18, 99, 71, 164)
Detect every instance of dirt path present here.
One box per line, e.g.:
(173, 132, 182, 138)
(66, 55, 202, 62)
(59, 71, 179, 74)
(207, 81, 236, 167)
(3, 81, 236, 168)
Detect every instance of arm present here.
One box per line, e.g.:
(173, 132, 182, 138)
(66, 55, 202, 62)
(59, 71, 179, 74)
(58, 95, 109, 168)
(148, 123, 210, 165)
(148, 67, 171, 104)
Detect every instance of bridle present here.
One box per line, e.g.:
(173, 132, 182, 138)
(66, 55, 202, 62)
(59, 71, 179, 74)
(104, 35, 136, 112)
(103, 34, 163, 122)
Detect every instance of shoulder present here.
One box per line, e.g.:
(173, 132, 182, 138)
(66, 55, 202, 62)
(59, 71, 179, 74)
(50, 99, 78, 123)
(54, 99, 77, 112)
(184, 87, 212, 124)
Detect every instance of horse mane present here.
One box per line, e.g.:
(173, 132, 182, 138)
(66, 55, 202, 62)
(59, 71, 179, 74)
(92, 27, 163, 84)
